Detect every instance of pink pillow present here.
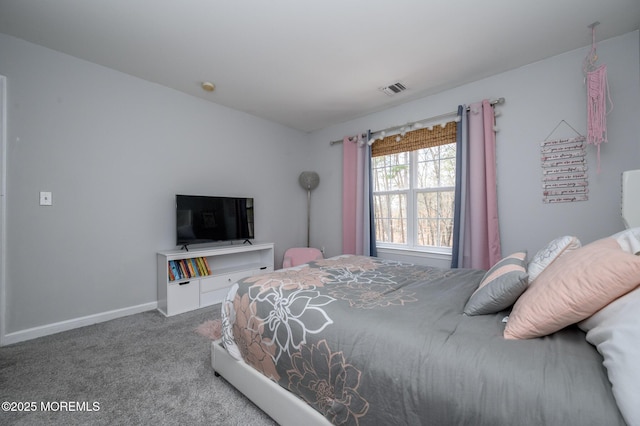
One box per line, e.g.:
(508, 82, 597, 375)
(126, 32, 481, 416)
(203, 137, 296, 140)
(504, 237, 640, 339)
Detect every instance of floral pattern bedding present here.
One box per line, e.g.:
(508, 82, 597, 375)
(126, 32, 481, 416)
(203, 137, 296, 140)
(221, 255, 625, 426)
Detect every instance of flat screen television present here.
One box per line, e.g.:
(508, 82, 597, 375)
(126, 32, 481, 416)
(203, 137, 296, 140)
(176, 195, 254, 247)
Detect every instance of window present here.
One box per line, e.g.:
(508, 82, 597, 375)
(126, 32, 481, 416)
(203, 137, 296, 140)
(371, 123, 456, 252)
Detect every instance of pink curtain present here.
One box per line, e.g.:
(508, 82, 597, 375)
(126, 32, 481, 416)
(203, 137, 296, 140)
(342, 136, 358, 254)
(464, 100, 501, 269)
(342, 135, 373, 255)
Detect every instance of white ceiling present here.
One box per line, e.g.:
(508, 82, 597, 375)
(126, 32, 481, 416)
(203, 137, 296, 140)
(1, 0, 639, 132)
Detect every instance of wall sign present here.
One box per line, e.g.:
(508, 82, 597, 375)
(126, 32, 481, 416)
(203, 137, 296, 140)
(540, 121, 588, 203)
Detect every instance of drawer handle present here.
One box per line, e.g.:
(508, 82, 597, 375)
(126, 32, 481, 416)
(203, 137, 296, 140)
(179, 281, 191, 286)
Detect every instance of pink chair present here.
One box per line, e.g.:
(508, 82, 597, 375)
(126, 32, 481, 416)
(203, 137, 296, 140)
(282, 247, 323, 268)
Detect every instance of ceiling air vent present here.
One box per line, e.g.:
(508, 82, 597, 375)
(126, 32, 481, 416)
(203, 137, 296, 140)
(380, 82, 407, 96)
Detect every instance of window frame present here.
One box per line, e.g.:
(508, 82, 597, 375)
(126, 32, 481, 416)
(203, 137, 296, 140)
(373, 143, 456, 255)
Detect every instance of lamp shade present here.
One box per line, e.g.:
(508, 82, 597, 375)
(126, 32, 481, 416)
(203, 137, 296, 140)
(298, 171, 320, 191)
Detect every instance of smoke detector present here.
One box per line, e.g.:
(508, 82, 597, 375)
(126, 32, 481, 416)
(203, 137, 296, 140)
(201, 82, 215, 92)
(379, 82, 407, 96)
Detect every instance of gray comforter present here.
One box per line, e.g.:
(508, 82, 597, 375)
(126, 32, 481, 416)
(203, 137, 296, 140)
(221, 255, 625, 425)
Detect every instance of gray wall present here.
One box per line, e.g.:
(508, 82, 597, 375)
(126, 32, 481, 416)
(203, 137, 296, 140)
(308, 31, 640, 262)
(1, 30, 638, 340)
(0, 34, 313, 335)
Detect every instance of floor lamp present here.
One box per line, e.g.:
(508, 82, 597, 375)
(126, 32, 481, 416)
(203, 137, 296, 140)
(298, 171, 320, 247)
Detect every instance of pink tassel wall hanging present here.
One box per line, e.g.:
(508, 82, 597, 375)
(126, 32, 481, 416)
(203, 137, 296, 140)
(583, 22, 613, 173)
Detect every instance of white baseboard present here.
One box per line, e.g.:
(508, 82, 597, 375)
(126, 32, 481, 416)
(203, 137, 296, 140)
(0, 301, 158, 346)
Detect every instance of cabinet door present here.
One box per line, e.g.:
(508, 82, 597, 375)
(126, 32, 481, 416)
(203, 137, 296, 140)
(167, 280, 200, 315)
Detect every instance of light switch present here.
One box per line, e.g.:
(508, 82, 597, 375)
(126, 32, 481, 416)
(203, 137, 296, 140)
(39, 191, 52, 206)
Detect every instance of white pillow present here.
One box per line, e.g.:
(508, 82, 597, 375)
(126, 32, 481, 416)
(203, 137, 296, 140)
(527, 235, 580, 282)
(579, 285, 640, 426)
(612, 227, 640, 255)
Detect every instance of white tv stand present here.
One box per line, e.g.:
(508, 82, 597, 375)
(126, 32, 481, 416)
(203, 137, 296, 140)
(157, 242, 274, 316)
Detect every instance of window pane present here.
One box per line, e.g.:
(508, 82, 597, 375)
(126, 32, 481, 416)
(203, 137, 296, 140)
(440, 157, 456, 187)
(436, 190, 455, 247)
(440, 143, 456, 159)
(374, 193, 407, 244)
(416, 190, 455, 247)
(372, 153, 409, 191)
(416, 144, 456, 189)
(416, 147, 435, 188)
(440, 218, 454, 247)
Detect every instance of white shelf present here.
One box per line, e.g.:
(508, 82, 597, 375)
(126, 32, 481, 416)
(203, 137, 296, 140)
(157, 242, 274, 316)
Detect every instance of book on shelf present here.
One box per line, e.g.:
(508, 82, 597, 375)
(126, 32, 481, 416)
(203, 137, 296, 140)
(178, 260, 188, 278)
(190, 258, 200, 276)
(196, 257, 210, 275)
(186, 259, 196, 277)
(201, 257, 212, 275)
(185, 259, 194, 276)
(168, 263, 175, 281)
(169, 260, 181, 281)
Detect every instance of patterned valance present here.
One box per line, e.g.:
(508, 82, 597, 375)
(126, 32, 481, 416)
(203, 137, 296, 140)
(371, 121, 457, 157)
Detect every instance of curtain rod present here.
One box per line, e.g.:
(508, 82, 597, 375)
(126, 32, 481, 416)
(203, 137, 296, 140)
(329, 97, 505, 145)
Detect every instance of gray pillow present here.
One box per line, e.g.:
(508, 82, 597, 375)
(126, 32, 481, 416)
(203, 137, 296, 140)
(464, 251, 529, 316)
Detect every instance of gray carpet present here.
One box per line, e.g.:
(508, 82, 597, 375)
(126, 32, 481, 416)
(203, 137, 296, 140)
(0, 306, 278, 425)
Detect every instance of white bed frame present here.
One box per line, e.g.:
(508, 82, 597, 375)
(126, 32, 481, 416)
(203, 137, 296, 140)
(211, 340, 331, 425)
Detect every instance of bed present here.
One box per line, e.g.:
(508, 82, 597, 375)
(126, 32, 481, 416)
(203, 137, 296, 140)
(212, 229, 640, 426)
